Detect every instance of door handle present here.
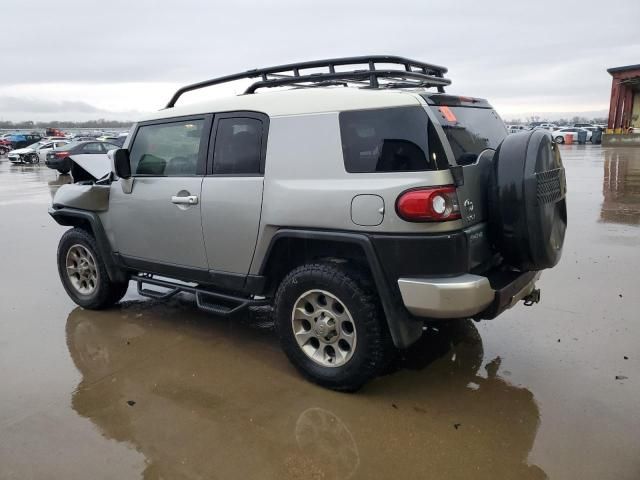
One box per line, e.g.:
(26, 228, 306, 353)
(171, 195, 199, 205)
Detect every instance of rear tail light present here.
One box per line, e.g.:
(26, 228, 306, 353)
(54, 151, 69, 158)
(396, 186, 461, 222)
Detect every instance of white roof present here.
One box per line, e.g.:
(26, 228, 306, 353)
(139, 87, 422, 122)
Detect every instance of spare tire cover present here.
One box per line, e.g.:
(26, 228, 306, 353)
(489, 129, 567, 271)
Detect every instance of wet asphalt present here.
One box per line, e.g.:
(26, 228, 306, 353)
(0, 145, 638, 480)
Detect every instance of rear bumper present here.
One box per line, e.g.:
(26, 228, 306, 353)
(45, 158, 64, 168)
(398, 271, 540, 319)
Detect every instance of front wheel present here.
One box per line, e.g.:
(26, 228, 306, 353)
(555, 136, 564, 144)
(27, 153, 39, 164)
(57, 228, 129, 309)
(274, 263, 393, 392)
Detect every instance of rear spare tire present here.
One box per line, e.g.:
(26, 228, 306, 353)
(489, 129, 567, 271)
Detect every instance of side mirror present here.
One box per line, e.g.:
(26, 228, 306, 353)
(111, 149, 131, 179)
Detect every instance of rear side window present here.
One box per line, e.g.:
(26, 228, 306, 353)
(212, 118, 263, 175)
(129, 120, 204, 176)
(431, 106, 507, 165)
(81, 143, 103, 153)
(339, 107, 446, 173)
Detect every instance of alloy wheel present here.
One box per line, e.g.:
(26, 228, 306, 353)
(65, 244, 98, 295)
(291, 289, 357, 367)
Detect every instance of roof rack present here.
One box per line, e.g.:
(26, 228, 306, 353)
(166, 55, 451, 108)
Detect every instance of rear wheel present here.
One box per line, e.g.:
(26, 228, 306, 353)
(274, 263, 393, 392)
(57, 228, 129, 309)
(57, 157, 71, 174)
(555, 135, 564, 144)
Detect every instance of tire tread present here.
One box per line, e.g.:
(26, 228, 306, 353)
(274, 262, 393, 392)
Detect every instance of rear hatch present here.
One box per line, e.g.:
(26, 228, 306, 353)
(422, 94, 509, 270)
(424, 94, 508, 226)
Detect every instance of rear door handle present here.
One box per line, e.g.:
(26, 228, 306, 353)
(171, 195, 199, 205)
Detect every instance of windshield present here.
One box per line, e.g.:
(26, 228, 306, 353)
(430, 106, 507, 165)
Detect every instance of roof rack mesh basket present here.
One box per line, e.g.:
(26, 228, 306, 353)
(166, 55, 451, 108)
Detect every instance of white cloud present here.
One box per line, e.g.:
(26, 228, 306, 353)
(2, 0, 638, 120)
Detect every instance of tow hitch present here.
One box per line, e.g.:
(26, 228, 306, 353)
(523, 288, 541, 306)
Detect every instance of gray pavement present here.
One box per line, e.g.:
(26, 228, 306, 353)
(0, 145, 638, 479)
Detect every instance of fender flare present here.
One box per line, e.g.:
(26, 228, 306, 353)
(49, 207, 127, 283)
(259, 229, 423, 348)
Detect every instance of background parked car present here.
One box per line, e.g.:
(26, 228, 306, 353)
(551, 127, 592, 144)
(45, 140, 119, 174)
(8, 140, 69, 164)
(573, 123, 594, 128)
(0, 134, 14, 155)
(36, 140, 70, 163)
(5, 133, 42, 150)
(7, 141, 44, 164)
(67, 136, 97, 142)
(111, 133, 128, 147)
(507, 125, 528, 134)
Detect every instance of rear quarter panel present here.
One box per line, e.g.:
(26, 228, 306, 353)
(250, 112, 462, 274)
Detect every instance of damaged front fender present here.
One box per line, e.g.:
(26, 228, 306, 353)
(52, 183, 111, 212)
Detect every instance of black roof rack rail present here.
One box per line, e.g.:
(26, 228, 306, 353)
(166, 55, 450, 108)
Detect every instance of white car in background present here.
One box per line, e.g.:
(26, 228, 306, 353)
(507, 125, 528, 134)
(36, 140, 71, 162)
(537, 123, 558, 130)
(8, 139, 70, 164)
(551, 127, 592, 144)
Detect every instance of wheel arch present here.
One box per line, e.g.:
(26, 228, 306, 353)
(49, 207, 127, 283)
(258, 229, 423, 348)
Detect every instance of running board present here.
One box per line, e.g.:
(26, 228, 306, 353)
(132, 274, 268, 316)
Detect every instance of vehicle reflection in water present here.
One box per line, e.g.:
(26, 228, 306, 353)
(294, 407, 360, 479)
(66, 300, 545, 479)
(601, 149, 640, 225)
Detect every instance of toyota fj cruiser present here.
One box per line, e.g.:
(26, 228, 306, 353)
(50, 56, 567, 391)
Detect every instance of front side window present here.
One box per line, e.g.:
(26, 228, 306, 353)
(339, 106, 446, 173)
(129, 120, 204, 176)
(212, 118, 263, 174)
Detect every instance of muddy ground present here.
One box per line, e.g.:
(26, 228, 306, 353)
(0, 145, 638, 479)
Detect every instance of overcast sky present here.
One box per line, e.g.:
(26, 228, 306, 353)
(2, 0, 638, 122)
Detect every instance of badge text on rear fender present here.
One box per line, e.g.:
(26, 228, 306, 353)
(464, 199, 476, 221)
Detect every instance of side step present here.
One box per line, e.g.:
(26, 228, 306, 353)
(132, 274, 269, 316)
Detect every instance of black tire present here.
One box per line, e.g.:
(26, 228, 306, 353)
(57, 157, 71, 174)
(57, 228, 129, 309)
(274, 263, 393, 392)
(28, 153, 39, 164)
(555, 135, 564, 144)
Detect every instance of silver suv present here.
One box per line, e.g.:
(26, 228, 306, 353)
(50, 56, 568, 391)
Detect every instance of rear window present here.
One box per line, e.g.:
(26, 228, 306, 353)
(430, 106, 507, 165)
(339, 106, 448, 173)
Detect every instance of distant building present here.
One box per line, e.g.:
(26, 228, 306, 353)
(604, 64, 640, 146)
